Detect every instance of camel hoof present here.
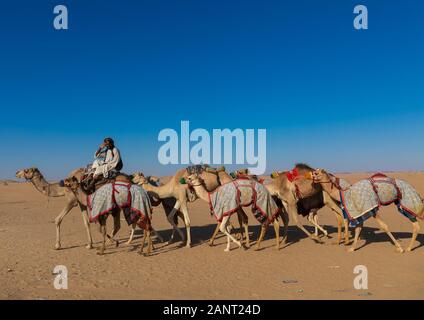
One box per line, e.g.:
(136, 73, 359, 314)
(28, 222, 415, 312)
(115, 241, 119, 248)
(208, 242, 215, 247)
(185, 244, 191, 248)
(396, 247, 405, 253)
(85, 244, 93, 249)
(224, 248, 230, 252)
(54, 243, 61, 250)
(406, 247, 413, 252)
(97, 249, 105, 255)
(125, 241, 132, 246)
(346, 247, 355, 253)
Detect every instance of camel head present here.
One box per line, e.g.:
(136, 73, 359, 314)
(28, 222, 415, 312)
(63, 176, 80, 191)
(131, 172, 146, 185)
(311, 169, 328, 182)
(230, 168, 249, 179)
(184, 173, 204, 187)
(15, 167, 40, 180)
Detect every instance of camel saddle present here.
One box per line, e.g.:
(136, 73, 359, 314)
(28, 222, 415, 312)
(80, 172, 132, 195)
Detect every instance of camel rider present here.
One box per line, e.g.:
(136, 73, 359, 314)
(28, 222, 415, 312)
(85, 137, 123, 191)
(92, 137, 123, 177)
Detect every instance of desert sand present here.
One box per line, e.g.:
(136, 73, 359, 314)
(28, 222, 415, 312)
(0, 172, 423, 300)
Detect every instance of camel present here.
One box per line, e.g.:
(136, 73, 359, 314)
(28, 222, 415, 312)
(311, 169, 424, 253)
(63, 176, 154, 255)
(186, 173, 281, 252)
(266, 164, 350, 245)
(16, 167, 94, 250)
(131, 173, 189, 244)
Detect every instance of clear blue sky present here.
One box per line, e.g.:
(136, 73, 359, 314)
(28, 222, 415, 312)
(0, 0, 423, 179)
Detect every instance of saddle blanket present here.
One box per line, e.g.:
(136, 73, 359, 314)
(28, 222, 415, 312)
(340, 175, 423, 226)
(87, 182, 152, 224)
(208, 178, 280, 224)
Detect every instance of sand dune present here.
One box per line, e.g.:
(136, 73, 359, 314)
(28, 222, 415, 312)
(0, 172, 423, 299)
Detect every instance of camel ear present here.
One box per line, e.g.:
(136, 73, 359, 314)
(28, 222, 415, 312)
(229, 172, 236, 179)
(179, 177, 187, 185)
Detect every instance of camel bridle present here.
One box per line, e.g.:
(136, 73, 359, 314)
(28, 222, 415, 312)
(312, 172, 341, 190)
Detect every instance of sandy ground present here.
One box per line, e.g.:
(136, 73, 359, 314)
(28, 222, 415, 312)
(0, 172, 423, 300)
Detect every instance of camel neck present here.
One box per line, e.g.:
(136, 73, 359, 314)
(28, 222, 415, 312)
(30, 174, 64, 197)
(190, 183, 210, 203)
(319, 176, 340, 200)
(142, 179, 174, 198)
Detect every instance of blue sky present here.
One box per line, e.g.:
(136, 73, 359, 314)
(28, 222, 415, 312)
(0, 0, 423, 179)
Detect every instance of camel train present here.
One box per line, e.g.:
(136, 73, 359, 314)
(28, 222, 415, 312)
(15, 164, 424, 255)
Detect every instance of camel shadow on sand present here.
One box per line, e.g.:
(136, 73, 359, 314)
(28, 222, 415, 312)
(64, 223, 424, 255)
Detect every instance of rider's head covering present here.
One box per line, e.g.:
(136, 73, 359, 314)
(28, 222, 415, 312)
(104, 137, 115, 148)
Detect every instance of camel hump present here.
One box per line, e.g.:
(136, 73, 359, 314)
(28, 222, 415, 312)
(115, 174, 131, 183)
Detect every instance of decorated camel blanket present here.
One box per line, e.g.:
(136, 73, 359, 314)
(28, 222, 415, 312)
(208, 178, 281, 224)
(340, 174, 423, 226)
(87, 182, 152, 224)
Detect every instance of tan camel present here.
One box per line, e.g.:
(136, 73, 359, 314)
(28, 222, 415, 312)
(16, 167, 94, 250)
(131, 173, 190, 244)
(266, 164, 349, 245)
(186, 173, 281, 251)
(311, 169, 424, 253)
(63, 176, 154, 255)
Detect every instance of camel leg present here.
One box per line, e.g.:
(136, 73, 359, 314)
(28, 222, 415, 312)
(374, 214, 404, 253)
(236, 211, 244, 241)
(343, 219, 350, 244)
(323, 194, 349, 244)
(308, 212, 318, 236)
(313, 212, 328, 236)
(54, 200, 77, 250)
(180, 202, 192, 248)
(167, 202, 185, 244)
(220, 216, 241, 252)
(406, 221, 420, 252)
(139, 227, 147, 254)
(126, 223, 136, 245)
(286, 201, 320, 242)
(256, 223, 268, 250)
(280, 209, 289, 245)
(273, 220, 280, 250)
(209, 223, 221, 246)
(97, 219, 107, 255)
(240, 210, 250, 248)
(332, 213, 343, 245)
(106, 212, 121, 248)
(347, 225, 362, 252)
(79, 205, 93, 249)
(146, 229, 153, 255)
